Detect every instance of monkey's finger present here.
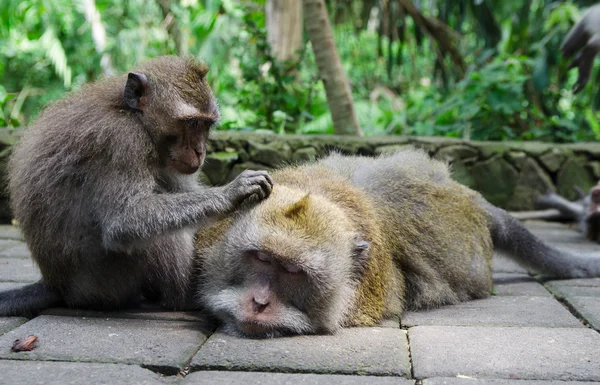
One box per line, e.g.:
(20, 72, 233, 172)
(246, 176, 272, 199)
(247, 170, 274, 187)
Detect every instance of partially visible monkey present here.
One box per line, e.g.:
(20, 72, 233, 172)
(0, 56, 273, 317)
(561, 3, 600, 93)
(536, 182, 600, 243)
(193, 149, 600, 338)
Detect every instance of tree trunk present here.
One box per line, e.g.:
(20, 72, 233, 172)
(303, 0, 362, 136)
(157, 0, 187, 56)
(266, 0, 303, 66)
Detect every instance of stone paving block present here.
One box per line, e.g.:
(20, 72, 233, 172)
(378, 317, 400, 328)
(424, 377, 600, 384)
(0, 225, 24, 240)
(562, 296, 600, 332)
(0, 315, 208, 373)
(0, 242, 30, 259)
(0, 360, 169, 385)
(0, 281, 27, 291)
(492, 273, 550, 296)
(42, 305, 216, 324)
(492, 254, 527, 274)
(183, 371, 413, 385)
(401, 296, 581, 328)
(191, 327, 409, 376)
(0, 317, 27, 335)
(0, 258, 40, 282)
(410, 326, 600, 381)
(0, 239, 23, 253)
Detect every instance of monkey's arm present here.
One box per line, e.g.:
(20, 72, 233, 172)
(100, 170, 272, 249)
(535, 191, 585, 220)
(561, 4, 600, 93)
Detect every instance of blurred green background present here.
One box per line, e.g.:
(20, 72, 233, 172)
(1, 0, 599, 142)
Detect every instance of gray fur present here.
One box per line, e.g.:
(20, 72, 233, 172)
(561, 4, 600, 93)
(0, 56, 272, 317)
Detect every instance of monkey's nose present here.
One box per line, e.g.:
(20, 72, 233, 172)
(252, 298, 269, 313)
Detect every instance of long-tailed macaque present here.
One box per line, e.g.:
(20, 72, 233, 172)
(536, 182, 600, 243)
(0, 56, 273, 317)
(194, 149, 600, 338)
(561, 3, 600, 93)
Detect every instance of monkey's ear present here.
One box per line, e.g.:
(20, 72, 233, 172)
(124, 72, 149, 111)
(352, 240, 370, 276)
(284, 195, 310, 219)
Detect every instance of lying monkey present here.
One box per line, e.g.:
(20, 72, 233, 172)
(193, 149, 600, 338)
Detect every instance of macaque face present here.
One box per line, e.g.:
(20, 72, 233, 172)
(163, 117, 214, 174)
(198, 207, 361, 338)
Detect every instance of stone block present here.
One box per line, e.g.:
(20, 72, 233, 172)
(0, 360, 168, 385)
(0, 258, 40, 282)
(424, 378, 597, 384)
(183, 371, 412, 385)
(0, 315, 208, 373)
(470, 156, 518, 208)
(203, 152, 239, 185)
(191, 327, 409, 376)
(401, 296, 581, 328)
(0, 242, 30, 259)
(563, 296, 600, 332)
(539, 148, 566, 173)
(41, 305, 217, 325)
(434, 145, 479, 163)
(410, 326, 600, 381)
(291, 147, 318, 164)
(492, 273, 550, 296)
(492, 253, 528, 274)
(0, 225, 23, 240)
(0, 317, 26, 335)
(557, 157, 596, 201)
(507, 158, 554, 211)
(248, 141, 292, 167)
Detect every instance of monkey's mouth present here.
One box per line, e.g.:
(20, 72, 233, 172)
(171, 159, 199, 174)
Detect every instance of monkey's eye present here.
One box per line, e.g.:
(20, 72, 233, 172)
(281, 262, 302, 274)
(184, 119, 199, 129)
(256, 251, 273, 264)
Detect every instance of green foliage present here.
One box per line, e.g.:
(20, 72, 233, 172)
(0, 0, 598, 143)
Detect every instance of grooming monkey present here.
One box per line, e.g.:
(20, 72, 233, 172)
(0, 56, 273, 317)
(561, 3, 600, 93)
(194, 149, 600, 338)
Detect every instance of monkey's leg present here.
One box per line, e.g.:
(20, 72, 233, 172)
(535, 192, 584, 220)
(481, 200, 600, 278)
(142, 228, 196, 310)
(0, 281, 62, 317)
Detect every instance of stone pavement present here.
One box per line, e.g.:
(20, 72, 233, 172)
(0, 221, 599, 385)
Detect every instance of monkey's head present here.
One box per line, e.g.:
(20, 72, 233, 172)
(122, 56, 220, 174)
(196, 185, 370, 338)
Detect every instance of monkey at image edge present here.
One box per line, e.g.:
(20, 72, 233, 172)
(190, 2, 600, 339)
(193, 149, 600, 339)
(0, 56, 273, 317)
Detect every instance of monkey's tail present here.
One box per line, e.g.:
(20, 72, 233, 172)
(0, 281, 62, 317)
(482, 201, 600, 278)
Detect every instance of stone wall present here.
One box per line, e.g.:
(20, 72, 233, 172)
(203, 132, 600, 211)
(0, 129, 598, 223)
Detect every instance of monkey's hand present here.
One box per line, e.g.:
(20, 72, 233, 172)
(566, 35, 600, 94)
(224, 170, 274, 206)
